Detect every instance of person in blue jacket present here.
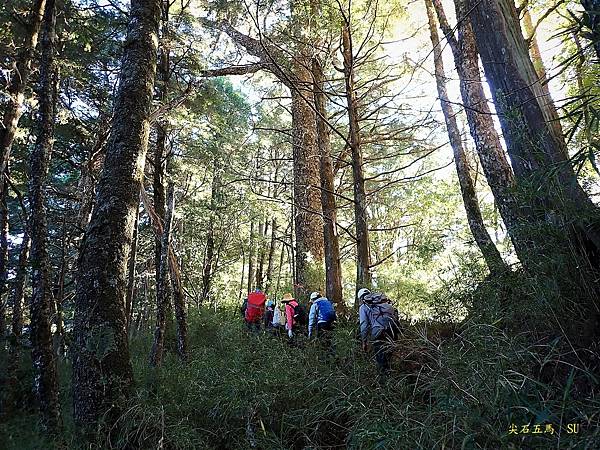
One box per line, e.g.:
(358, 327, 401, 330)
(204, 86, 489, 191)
(308, 292, 337, 354)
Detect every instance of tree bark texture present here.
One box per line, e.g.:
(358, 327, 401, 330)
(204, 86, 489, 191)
(73, 0, 161, 431)
(3, 232, 31, 417)
(126, 201, 140, 333)
(150, 182, 174, 367)
(27, 0, 61, 431)
(312, 57, 344, 309)
(341, 20, 372, 296)
(467, 0, 600, 263)
(291, 64, 325, 299)
(0, 179, 8, 338)
(426, 0, 507, 273)
(434, 0, 530, 260)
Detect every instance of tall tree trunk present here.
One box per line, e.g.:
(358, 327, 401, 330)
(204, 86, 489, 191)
(27, 0, 61, 431)
(0, 0, 46, 187)
(52, 214, 67, 357)
(312, 57, 344, 309)
(201, 180, 216, 302)
(73, 0, 161, 432)
(247, 221, 255, 293)
(153, 0, 172, 318)
(0, 178, 8, 339)
(126, 201, 140, 333)
(169, 201, 188, 362)
(255, 218, 265, 289)
(3, 232, 31, 417)
(426, 0, 507, 273)
(435, 0, 540, 263)
(467, 0, 600, 261)
(341, 18, 372, 298)
(150, 182, 175, 367)
(522, 9, 565, 147)
(265, 218, 277, 293)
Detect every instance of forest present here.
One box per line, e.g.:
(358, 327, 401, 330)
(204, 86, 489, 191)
(0, 0, 599, 448)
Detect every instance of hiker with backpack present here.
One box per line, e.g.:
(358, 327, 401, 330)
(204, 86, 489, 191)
(264, 300, 276, 330)
(308, 292, 337, 354)
(271, 301, 286, 335)
(358, 288, 400, 376)
(244, 289, 266, 333)
(281, 292, 307, 339)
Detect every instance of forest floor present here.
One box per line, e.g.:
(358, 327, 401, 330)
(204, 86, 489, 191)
(2, 307, 599, 449)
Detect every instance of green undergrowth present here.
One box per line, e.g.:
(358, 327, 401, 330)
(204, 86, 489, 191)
(2, 303, 599, 449)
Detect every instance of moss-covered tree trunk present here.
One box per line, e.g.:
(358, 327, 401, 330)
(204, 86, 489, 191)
(125, 200, 140, 333)
(27, 0, 61, 431)
(72, 0, 161, 432)
(426, 0, 507, 274)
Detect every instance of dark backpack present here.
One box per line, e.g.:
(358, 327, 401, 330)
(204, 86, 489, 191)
(292, 302, 308, 326)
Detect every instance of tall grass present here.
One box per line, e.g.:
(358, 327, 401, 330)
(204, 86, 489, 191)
(2, 284, 599, 449)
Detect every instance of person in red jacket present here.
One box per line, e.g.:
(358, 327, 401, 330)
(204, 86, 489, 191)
(281, 292, 300, 338)
(244, 289, 266, 333)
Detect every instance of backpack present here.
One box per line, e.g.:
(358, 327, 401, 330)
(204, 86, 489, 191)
(245, 291, 266, 322)
(292, 302, 308, 326)
(316, 298, 336, 323)
(365, 294, 399, 339)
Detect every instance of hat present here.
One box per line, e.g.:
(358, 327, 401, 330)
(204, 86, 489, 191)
(266, 300, 274, 308)
(281, 293, 294, 302)
(309, 291, 320, 302)
(357, 288, 371, 300)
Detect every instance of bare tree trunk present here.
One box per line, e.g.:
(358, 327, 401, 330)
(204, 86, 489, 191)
(238, 248, 245, 302)
(265, 218, 277, 293)
(201, 222, 215, 301)
(150, 181, 175, 367)
(467, 0, 600, 260)
(247, 221, 255, 293)
(126, 201, 140, 333)
(435, 0, 534, 262)
(522, 9, 565, 147)
(341, 18, 372, 299)
(3, 232, 30, 417)
(426, 0, 507, 273)
(0, 178, 8, 339)
(169, 219, 188, 361)
(27, 0, 61, 431)
(312, 57, 344, 309)
(52, 214, 67, 357)
(73, 0, 161, 432)
(275, 243, 285, 297)
(0, 0, 46, 187)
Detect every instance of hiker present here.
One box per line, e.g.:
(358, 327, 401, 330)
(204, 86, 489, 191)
(358, 288, 399, 376)
(240, 296, 248, 318)
(308, 291, 337, 354)
(272, 301, 286, 335)
(264, 300, 275, 331)
(281, 292, 307, 339)
(244, 289, 266, 333)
